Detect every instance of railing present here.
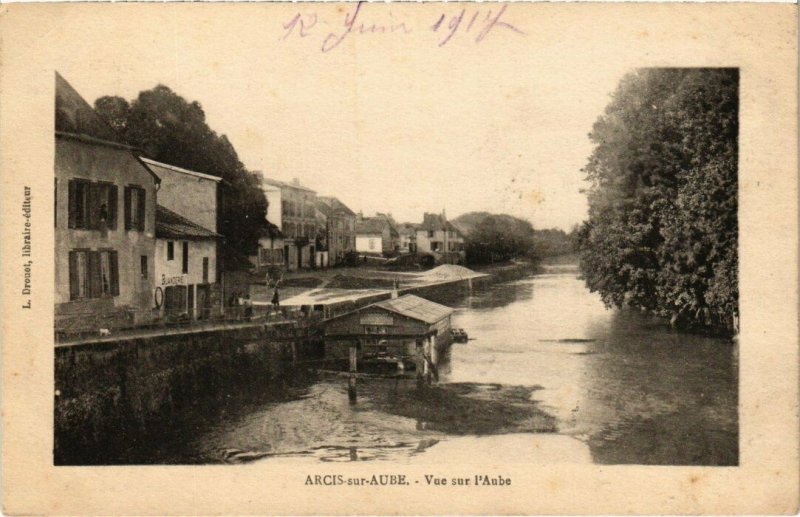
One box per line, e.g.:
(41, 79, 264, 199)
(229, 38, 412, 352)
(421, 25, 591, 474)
(54, 304, 316, 344)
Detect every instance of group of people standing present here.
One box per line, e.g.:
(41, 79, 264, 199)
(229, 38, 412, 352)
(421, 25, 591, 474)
(226, 272, 282, 321)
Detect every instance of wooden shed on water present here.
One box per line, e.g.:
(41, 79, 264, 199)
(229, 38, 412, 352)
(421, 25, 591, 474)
(324, 294, 454, 371)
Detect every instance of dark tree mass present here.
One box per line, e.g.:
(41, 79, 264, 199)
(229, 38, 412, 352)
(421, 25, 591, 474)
(95, 86, 268, 255)
(578, 68, 738, 332)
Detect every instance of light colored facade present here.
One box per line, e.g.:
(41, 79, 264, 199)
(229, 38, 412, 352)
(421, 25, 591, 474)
(256, 222, 285, 271)
(261, 177, 317, 270)
(415, 212, 466, 265)
(54, 73, 160, 333)
(397, 223, 418, 254)
(140, 157, 220, 233)
(154, 206, 221, 319)
(355, 215, 399, 256)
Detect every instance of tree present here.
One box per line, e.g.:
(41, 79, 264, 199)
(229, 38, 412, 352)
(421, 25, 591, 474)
(95, 86, 268, 255)
(578, 68, 738, 332)
(456, 212, 536, 265)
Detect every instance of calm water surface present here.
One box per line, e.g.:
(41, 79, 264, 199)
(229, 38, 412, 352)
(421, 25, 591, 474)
(154, 266, 737, 465)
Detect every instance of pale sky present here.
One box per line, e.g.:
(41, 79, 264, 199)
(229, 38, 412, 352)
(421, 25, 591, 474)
(55, 3, 630, 231)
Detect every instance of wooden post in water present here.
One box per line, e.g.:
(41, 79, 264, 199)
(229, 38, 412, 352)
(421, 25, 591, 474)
(424, 337, 432, 386)
(415, 340, 425, 390)
(348, 343, 358, 404)
(429, 335, 439, 382)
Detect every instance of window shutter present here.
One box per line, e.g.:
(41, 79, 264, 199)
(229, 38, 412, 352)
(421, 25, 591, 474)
(108, 185, 118, 230)
(110, 251, 119, 296)
(68, 251, 79, 300)
(137, 188, 146, 231)
(87, 183, 100, 230)
(68, 181, 77, 229)
(88, 251, 102, 298)
(124, 186, 132, 230)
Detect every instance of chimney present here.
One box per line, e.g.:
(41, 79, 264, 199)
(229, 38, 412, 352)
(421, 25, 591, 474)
(292, 177, 300, 186)
(391, 279, 399, 299)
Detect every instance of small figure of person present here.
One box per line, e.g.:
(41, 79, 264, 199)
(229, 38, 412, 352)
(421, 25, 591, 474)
(271, 286, 280, 310)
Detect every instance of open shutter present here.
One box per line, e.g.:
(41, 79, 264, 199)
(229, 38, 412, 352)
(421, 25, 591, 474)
(137, 188, 146, 231)
(124, 186, 132, 230)
(110, 251, 119, 296)
(108, 185, 118, 230)
(88, 251, 102, 298)
(87, 183, 100, 230)
(68, 251, 79, 300)
(68, 181, 77, 229)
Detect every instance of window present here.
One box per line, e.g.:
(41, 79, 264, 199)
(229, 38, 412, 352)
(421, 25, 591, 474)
(167, 241, 174, 261)
(428, 230, 434, 238)
(69, 249, 118, 299)
(67, 180, 118, 230)
(124, 185, 146, 231)
(202, 257, 209, 283)
(369, 239, 376, 250)
(182, 241, 189, 274)
(141, 255, 148, 279)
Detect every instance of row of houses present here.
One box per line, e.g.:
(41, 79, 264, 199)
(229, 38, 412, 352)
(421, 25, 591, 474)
(253, 178, 467, 270)
(55, 73, 226, 332)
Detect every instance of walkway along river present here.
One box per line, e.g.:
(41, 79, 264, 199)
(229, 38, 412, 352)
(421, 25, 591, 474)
(55, 264, 737, 465)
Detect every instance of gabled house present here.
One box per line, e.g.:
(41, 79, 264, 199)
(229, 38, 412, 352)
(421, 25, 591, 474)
(416, 211, 466, 265)
(54, 72, 160, 333)
(355, 214, 399, 257)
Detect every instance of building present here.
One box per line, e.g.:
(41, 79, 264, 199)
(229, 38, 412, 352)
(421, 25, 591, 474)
(141, 158, 223, 320)
(154, 205, 221, 319)
(316, 196, 356, 266)
(54, 72, 160, 333)
(355, 214, 399, 257)
(396, 223, 418, 254)
(261, 177, 317, 270)
(416, 212, 466, 265)
(255, 221, 285, 272)
(324, 294, 454, 370)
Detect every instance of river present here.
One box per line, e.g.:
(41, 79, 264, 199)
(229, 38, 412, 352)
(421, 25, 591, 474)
(140, 265, 738, 465)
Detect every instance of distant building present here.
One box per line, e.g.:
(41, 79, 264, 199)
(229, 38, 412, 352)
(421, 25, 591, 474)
(154, 205, 221, 319)
(316, 196, 356, 265)
(261, 177, 317, 270)
(416, 211, 466, 265)
(397, 223, 418, 254)
(255, 221, 285, 271)
(54, 72, 160, 333)
(355, 214, 399, 256)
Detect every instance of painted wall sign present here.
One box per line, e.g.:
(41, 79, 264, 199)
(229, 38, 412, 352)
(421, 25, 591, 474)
(161, 274, 187, 286)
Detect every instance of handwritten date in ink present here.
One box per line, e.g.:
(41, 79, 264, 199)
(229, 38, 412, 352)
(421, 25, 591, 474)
(280, 2, 524, 53)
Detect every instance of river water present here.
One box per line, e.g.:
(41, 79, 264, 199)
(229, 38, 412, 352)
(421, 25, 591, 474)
(147, 265, 738, 465)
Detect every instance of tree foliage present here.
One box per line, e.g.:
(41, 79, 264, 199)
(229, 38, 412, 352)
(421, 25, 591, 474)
(454, 212, 536, 264)
(94, 86, 268, 255)
(578, 68, 738, 332)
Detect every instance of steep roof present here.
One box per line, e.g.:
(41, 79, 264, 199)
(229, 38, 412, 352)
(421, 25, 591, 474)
(373, 294, 453, 324)
(418, 212, 461, 234)
(356, 217, 391, 235)
(156, 205, 221, 240)
(318, 196, 356, 217)
(397, 222, 418, 236)
(315, 199, 335, 218)
(55, 72, 122, 143)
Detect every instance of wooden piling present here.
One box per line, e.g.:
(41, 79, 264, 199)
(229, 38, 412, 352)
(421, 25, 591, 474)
(415, 341, 425, 390)
(348, 343, 358, 404)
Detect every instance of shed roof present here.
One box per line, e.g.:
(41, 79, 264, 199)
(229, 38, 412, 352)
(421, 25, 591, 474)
(373, 294, 453, 324)
(156, 205, 221, 240)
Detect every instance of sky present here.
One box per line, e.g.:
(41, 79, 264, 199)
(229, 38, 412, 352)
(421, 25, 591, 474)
(55, 3, 630, 231)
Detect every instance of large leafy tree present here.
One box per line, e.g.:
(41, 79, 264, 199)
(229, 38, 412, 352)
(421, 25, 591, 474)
(95, 86, 268, 256)
(578, 68, 738, 332)
(455, 212, 536, 264)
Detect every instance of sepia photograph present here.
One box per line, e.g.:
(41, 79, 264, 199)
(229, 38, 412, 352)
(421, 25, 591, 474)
(1, 2, 797, 515)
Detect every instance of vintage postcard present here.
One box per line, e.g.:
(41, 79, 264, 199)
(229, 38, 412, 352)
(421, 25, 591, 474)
(1, 2, 797, 515)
